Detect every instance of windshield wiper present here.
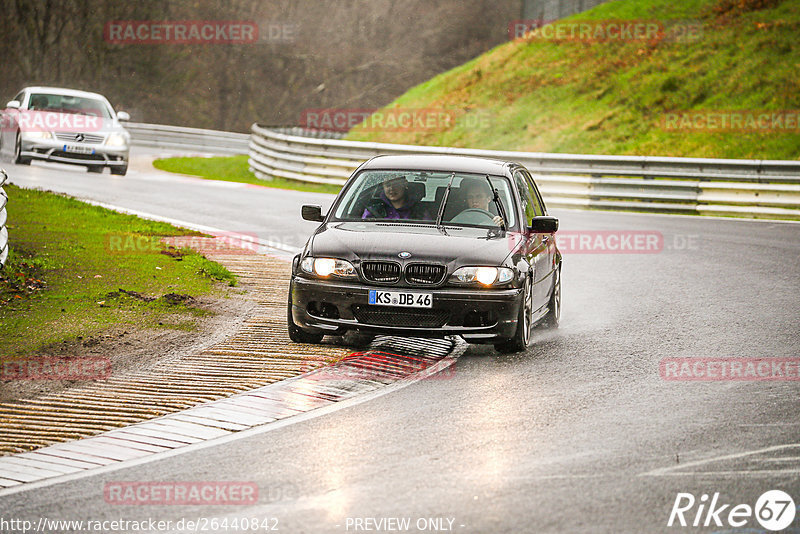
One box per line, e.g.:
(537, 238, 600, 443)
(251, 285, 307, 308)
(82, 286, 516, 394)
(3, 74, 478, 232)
(435, 172, 456, 234)
(485, 174, 508, 233)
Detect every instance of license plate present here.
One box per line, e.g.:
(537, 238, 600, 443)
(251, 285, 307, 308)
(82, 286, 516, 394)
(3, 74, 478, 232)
(63, 144, 94, 154)
(368, 290, 432, 308)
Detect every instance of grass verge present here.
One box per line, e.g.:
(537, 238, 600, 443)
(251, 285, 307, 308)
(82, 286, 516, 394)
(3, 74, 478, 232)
(0, 185, 238, 358)
(152, 155, 342, 194)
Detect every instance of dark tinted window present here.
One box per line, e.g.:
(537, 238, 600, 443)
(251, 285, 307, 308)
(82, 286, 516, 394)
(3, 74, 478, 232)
(514, 170, 538, 225)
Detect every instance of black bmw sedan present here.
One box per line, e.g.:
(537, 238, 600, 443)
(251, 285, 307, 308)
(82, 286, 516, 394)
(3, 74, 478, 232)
(288, 155, 561, 353)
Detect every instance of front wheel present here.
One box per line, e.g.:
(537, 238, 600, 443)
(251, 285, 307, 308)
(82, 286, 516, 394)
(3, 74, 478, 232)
(13, 132, 31, 165)
(495, 276, 533, 354)
(287, 283, 323, 344)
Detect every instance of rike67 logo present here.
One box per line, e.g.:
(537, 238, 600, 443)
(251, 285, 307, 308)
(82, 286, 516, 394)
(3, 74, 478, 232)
(668, 490, 796, 531)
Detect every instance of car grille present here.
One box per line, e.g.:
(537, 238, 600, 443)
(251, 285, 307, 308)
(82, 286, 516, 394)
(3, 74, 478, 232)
(54, 132, 105, 144)
(405, 263, 446, 285)
(362, 261, 401, 283)
(352, 305, 449, 328)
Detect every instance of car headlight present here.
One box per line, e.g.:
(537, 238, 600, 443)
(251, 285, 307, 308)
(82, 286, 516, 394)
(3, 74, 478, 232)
(451, 266, 514, 287)
(23, 131, 52, 139)
(300, 257, 357, 279)
(105, 132, 128, 147)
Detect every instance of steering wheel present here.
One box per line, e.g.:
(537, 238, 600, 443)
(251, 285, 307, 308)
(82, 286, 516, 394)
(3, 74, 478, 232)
(450, 208, 495, 225)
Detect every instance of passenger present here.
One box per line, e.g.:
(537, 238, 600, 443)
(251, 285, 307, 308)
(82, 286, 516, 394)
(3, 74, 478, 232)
(362, 176, 431, 220)
(459, 178, 504, 226)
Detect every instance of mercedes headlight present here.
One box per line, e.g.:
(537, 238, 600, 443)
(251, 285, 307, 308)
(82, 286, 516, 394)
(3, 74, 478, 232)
(451, 266, 514, 287)
(300, 257, 357, 279)
(105, 132, 128, 147)
(23, 131, 52, 139)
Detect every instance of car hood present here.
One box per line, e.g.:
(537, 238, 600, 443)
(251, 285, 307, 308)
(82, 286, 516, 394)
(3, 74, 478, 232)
(309, 222, 519, 267)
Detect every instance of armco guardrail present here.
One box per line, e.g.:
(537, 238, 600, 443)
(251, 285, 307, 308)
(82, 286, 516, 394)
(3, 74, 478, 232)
(249, 123, 800, 220)
(263, 126, 346, 140)
(0, 168, 8, 266)
(126, 122, 249, 154)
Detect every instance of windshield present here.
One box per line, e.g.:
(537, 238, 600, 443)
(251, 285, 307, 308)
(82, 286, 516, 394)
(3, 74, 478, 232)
(27, 93, 112, 118)
(332, 170, 516, 229)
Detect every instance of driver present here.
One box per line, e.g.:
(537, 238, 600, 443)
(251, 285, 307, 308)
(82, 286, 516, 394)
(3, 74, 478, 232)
(459, 178, 504, 226)
(29, 96, 48, 110)
(362, 175, 431, 220)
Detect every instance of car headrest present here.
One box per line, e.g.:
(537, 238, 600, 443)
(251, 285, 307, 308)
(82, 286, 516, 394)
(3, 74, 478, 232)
(406, 181, 425, 200)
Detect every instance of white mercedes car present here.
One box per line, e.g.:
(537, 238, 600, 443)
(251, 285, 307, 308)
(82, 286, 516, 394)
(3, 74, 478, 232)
(0, 87, 130, 175)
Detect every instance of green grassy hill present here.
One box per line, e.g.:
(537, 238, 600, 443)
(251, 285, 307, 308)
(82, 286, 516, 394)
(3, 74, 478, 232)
(347, 0, 800, 160)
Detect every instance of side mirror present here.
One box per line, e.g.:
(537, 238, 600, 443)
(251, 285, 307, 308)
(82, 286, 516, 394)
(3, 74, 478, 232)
(117, 111, 130, 121)
(6, 101, 20, 110)
(301, 204, 324, 222)
(529, 216, 558, 233)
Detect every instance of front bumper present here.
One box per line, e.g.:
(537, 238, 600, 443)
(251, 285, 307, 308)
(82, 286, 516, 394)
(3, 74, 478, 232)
(20, 137, 128, 167)
(291, 276, 523, 341)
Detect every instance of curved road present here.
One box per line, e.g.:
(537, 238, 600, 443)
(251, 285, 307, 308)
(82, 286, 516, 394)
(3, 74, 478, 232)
(2, 150, 799, 533)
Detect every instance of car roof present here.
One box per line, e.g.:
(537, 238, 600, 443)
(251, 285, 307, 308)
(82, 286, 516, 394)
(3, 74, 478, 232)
(21, 87, 111, 101)
(359, 155, 517, 175)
